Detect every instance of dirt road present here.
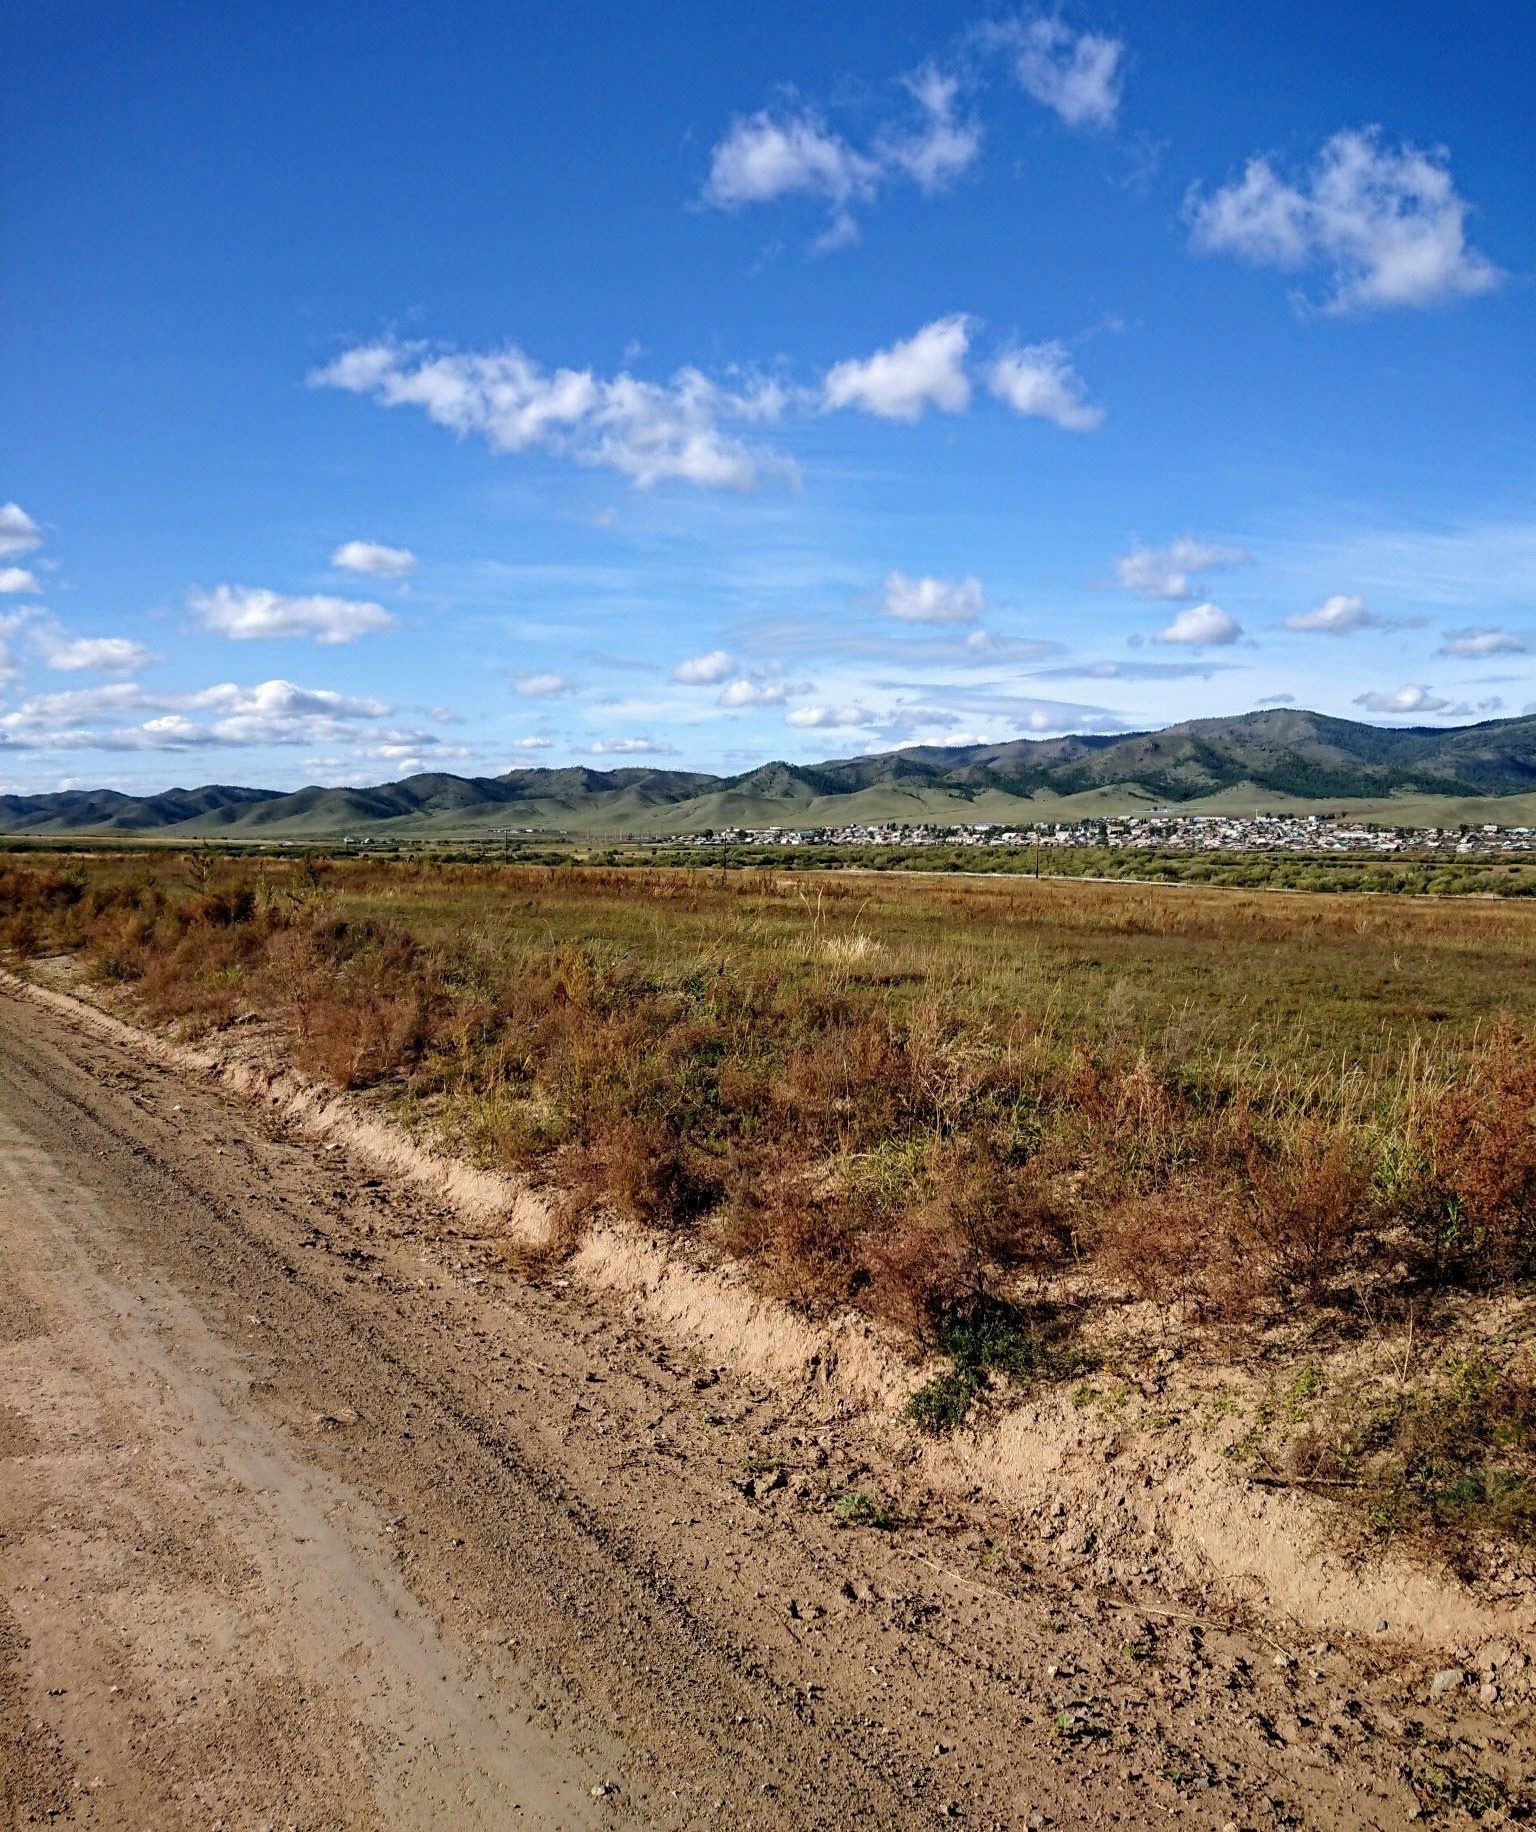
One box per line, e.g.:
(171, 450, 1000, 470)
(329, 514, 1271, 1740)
(0, 983, 1525, 1827)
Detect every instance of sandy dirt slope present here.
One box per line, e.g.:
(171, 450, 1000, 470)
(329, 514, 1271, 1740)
(0, 983, 1529, 1828)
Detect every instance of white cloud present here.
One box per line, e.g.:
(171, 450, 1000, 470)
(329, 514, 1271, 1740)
(510, 736, 554, 751)
(1187, 129, 1501, 314)
(1007, 19, 1125, 129)
(331, 539, 417, 579)
(1438, 626, 1529, 657)
(786, 703, 884, 730)
(1284, 593, 1379, 634)
(701, 66, 978, 248)
(881, 67, 982, 193)
(0, 567, 39, 595)
(34, 626, 158, 672)
(0, 678, 394, 754)
(512, 672, 573, 697)
(672, 648, 736, 684)
(1350, 684, 1501, 718)
(0, 504, 42, 559)
(881, 570, 984, 624)
(986, 342, 1104, 431)
(703, 110, 878, 213)
(189, 583, 394, 645)
(823, 315, 972, 421)
(1152, 602, 1242, 646)
(716, 676, 789, 708)
(586, 736, 679, 756)
(1115, 537, 1251, 600)
(1256, 694, 1297, 707)
(313, 338, 792, 492)
(1353, 684, 1453, 715)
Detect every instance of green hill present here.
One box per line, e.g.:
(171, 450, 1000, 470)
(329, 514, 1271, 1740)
(3, 710, 1536, 841)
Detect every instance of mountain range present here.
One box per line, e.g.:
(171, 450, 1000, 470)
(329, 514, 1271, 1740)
(5, 709, 1536, 839)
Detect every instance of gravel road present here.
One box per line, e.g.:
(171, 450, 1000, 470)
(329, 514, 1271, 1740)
(1, 981, 1522, 1828)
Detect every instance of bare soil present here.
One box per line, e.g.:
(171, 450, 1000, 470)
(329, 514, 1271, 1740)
(1, 982, 1531, 1828)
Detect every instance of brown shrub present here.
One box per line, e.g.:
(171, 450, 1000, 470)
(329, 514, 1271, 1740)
(1239, 1132, 1372, 1304)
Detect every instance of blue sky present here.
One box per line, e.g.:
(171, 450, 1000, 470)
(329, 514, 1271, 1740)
(3, 0, 1533, 791)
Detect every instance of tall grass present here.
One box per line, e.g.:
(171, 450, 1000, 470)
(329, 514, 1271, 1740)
(4, 854, 1535, 1342)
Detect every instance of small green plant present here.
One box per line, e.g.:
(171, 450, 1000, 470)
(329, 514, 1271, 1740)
(832, 1490, 894, 1530)
(905, 1366, 985, 1434)
(905, 1297, 1096, 1435)
(1411, 1753, 1510, 1819)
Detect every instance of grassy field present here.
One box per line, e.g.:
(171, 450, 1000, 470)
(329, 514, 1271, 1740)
(4, 852, 1534, 1552)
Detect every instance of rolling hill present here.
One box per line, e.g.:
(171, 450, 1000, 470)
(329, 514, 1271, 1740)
(4, 709, 1536, 840)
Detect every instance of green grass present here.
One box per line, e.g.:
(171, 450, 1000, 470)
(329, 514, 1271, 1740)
(5, 854, 1536, 1364)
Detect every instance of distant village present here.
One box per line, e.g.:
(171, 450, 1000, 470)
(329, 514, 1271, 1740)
(679, 813, 1536, 855)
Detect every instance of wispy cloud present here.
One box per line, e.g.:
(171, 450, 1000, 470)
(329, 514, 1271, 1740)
(1437, 626, 1529, 657)
(1353, 683, 1503, 717)
(585, 735, 679, 756)
(992, 18, 1126, 129)
(0, 679, 401, 754)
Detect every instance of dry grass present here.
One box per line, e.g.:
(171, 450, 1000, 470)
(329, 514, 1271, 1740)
(5, 854, 1536, 1362)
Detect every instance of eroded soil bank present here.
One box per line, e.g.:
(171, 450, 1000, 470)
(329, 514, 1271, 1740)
(2, 981, 1532, 1827)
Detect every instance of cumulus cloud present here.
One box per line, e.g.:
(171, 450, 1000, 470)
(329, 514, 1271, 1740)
(1152, 602, 1242, 646)
(1114, 538, 1251, 600)
(1437, 626, 1529, 656)
(1187, 129, 1501, 314)
(672, 649, 736, 684)
(510, 735, 554, 751)
(0, 678, 395, 754)
(701, 65, 979, 248)
(33, 626, 158, 673)
(1284, 593, 1380, 634)
(986, 342, 1104, 431)
(703, 110, 878, 213)
(331, 539, 417, 579)
(512, 672, 573, 697)
(312, 338, 792, 492)
(785, 704, 886, 730)
(881, 570, 984, 624)
(1003, 19, 1125, 129)
(189, 583, 394, 645)
(0, 567, 39, 595)
(0, 504, 43, 559)
(717, 676, 789, 708)
(823, 315, 972, 421)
